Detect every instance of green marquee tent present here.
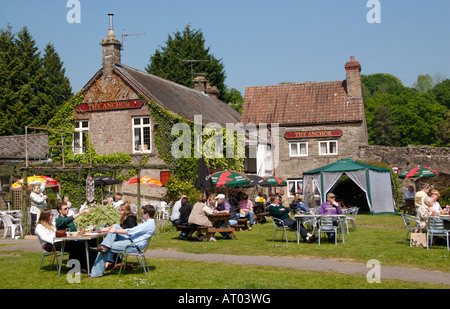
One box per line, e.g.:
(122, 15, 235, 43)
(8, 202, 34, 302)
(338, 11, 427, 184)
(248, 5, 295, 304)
(302, 158, 396, 214)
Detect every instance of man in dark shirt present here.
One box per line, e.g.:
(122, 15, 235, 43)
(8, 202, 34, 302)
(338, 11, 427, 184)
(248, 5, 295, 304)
(178, 196, 192, 240)
(55, 202, 90, 231)
(269, 195, 316, 243)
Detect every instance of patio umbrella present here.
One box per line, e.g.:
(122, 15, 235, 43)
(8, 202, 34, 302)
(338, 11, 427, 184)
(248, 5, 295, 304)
(399, 165, 440, 179)
(92, 175, 119, 202)
(11, 175, 59, 191)
(210, 170, 251, 188)
(93, 175, 119, 186)
(128, 176, 162, 187)
(244, 174, 270, 188)
(262, 176, 287, 187)
(195, 157, 214, 191)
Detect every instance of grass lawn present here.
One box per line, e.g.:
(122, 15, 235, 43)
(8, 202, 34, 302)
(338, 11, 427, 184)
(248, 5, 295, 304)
(0, 213, 448, 289)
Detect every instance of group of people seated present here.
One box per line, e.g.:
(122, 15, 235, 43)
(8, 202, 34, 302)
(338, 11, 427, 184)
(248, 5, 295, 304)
(268, 192, 344, 243)
(411, 183, 450, 232)
(170, 191, 273, 242)
(35, 195, 155, 277)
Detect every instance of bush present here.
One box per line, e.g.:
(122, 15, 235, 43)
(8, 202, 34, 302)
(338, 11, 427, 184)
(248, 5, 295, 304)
(74, 205, 121, 230)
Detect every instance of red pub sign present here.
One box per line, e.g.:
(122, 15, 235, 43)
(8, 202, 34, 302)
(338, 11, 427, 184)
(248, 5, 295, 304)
(76, 100, 143, 112)
(284, 130, 343, 139)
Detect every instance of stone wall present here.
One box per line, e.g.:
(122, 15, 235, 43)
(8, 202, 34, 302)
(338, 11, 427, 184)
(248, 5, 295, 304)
(275, 121, 368, 179)
(359, 145, 450, 175)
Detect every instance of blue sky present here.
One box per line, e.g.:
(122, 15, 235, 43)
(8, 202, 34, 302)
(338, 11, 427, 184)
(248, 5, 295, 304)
(1, 0, 449, 96)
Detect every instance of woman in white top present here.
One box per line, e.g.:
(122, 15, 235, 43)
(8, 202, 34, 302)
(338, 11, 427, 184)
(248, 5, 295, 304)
(430, 189, 443, 213)
(35, 209, 91, 272)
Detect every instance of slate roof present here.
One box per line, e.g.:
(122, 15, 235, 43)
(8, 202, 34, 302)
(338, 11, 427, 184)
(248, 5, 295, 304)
(0, 133, 48, 162)
(114, 64, 241, 126)
(241, 80, 365, 126)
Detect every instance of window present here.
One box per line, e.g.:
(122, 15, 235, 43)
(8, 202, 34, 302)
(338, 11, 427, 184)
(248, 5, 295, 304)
(73, 120, 89, 154)
(289, 142, 308, 157)
(287, 179, 303, 198)
(319, 140, 338, 155)
(133, 117, 151, 153)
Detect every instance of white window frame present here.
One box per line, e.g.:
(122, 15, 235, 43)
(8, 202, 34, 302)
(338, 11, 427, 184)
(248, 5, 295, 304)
(132, 117, 152, 153)
(287, 179, 303, 198)
(73, 120, 89, 154)
(318, 140, 338, 155)
(289, 142, 308, 157)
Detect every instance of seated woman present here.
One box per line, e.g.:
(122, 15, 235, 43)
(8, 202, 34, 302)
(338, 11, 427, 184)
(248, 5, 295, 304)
(188, 195, 216, 241)
(105, 202, 138, 270)
(35, 208, 95, 273)
(238, 193, 255, 231)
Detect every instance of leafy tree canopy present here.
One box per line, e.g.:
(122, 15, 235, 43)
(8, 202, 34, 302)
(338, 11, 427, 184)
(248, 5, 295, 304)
(363, 73, 448, 147)
(0, 25, 72, 136)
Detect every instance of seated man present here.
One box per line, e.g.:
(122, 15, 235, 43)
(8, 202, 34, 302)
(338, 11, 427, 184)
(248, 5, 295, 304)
(269, 195, 316, 243)
(55, 202, 90, 231)
(319, 193, 343, 242)
(88, 204, 156, 278)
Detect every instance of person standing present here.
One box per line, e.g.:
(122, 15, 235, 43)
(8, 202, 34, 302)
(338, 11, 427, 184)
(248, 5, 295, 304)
(29, 181, 47, 235)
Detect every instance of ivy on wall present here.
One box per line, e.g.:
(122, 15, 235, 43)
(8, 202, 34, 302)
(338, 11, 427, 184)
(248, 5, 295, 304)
(46, 90, 244, 205)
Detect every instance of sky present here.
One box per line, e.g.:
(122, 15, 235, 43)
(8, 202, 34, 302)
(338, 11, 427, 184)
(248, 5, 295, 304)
(1, 0, 449, 97)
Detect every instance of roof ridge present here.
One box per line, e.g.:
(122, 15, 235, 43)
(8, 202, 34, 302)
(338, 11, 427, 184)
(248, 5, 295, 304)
(246, 80, 345, 90)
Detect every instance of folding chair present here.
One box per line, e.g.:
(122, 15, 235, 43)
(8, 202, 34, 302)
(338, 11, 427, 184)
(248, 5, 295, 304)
(271, 217, 289, 244)
(318, 216, 339, 246)
(37, 237, 64, 273)
(427, 217, 449, 251)
(113, 238, 152, 276)
(401, 213, 420, 244)
(345, 207, 359, 234)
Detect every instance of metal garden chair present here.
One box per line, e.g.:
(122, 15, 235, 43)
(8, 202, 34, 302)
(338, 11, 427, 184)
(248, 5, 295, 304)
(426, 217, 449, 251)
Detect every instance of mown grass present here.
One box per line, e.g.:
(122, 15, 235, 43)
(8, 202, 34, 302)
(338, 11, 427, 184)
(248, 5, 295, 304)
(0, 250, 445, 289)
(150, 213, 449, 272)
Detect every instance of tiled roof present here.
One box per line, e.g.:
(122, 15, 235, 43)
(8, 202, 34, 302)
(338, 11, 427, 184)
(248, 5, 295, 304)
(241, 80, 365, 126)
(0, 133, 48, 161)
(114, 65, 241, 126)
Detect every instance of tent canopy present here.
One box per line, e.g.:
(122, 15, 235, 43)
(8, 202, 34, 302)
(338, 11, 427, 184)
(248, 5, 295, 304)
(302, 158, 396, 214)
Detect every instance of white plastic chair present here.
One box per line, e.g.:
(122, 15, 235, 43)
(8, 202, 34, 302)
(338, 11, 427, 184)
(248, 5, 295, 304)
(317, 216, 339, 246)
(427, 217, 449, 251)
(1, 214, 23, 239)
(401, 213, 420, 244)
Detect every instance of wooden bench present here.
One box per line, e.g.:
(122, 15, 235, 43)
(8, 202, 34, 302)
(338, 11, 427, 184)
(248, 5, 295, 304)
(176, 225, 209, 241)
(232, 218, 249, 231)
(255, 212, 269, 223)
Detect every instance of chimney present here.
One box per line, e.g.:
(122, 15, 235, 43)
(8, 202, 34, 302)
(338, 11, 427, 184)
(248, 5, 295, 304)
(100, 13, 122, 75)
(193, 76, 219, 98)
(345, 56, 362, 99)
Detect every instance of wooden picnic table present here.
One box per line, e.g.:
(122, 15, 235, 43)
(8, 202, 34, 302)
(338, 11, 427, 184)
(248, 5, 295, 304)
(208, 213, 236, 240)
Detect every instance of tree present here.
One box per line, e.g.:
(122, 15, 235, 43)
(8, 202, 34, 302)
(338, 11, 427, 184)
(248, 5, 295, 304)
(361, 73, 404, 98)
(39, 43, 73, 124)
(222, 88, 244, 113)
(413, 74, 434, 93)
(146, 24, 228, 101)
(432, 79, 450, 109)
(0, 26, 72, 136)
(369, 105, 400, 146)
